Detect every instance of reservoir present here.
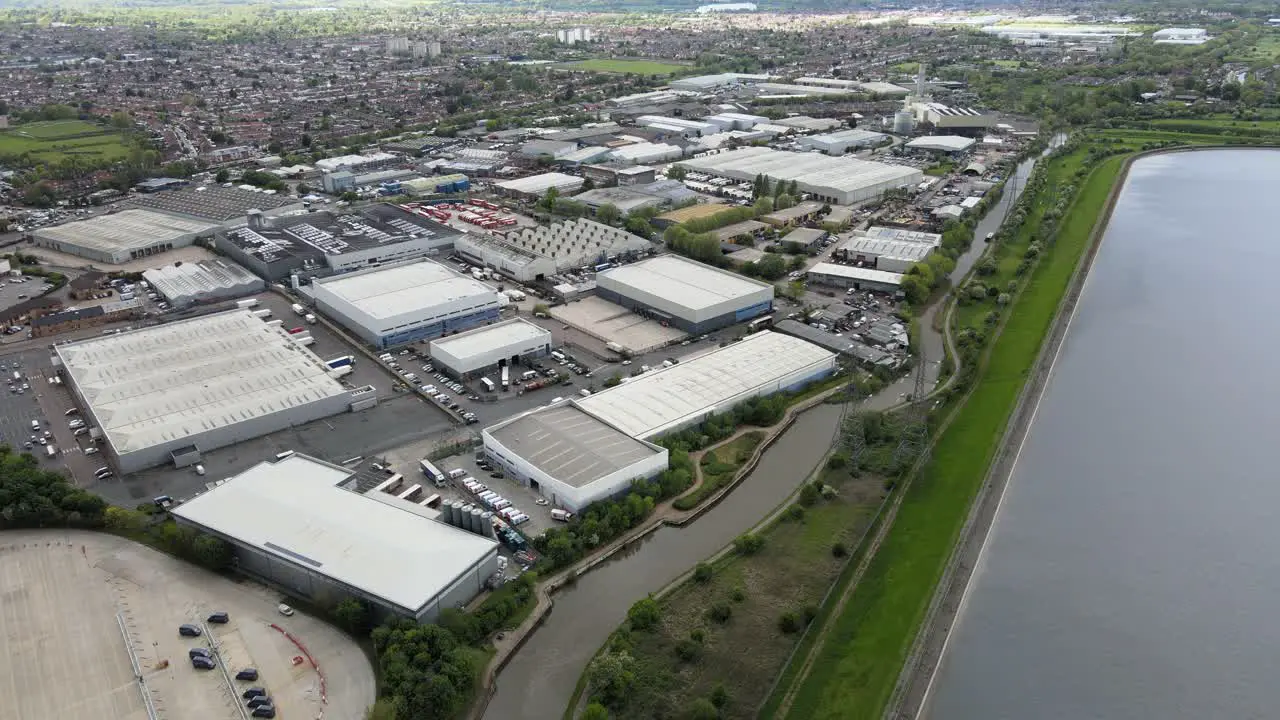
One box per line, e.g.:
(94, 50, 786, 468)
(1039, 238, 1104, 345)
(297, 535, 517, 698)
(924, 149, 1280, 720)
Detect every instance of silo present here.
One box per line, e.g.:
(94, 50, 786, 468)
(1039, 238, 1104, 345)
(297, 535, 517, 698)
(480, 512, 495, 538)
(470, 508, 484, 535)
(460, 505, 476, 532)
(445, 501, 460, 527)
(893, 109, 914, 135)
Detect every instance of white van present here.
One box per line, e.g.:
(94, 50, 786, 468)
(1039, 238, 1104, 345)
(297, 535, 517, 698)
(551, 508, 574, 522)
(447, 468, 468, 480)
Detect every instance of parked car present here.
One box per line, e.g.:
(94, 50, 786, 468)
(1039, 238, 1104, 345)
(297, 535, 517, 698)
(178, 624, 202, 637)
(235, 668, 259, 682)
(242, 687, 267, 700)
(207, 611, 230, 624)
(277, 603, 294, 617)
(191, 656, 216, 670)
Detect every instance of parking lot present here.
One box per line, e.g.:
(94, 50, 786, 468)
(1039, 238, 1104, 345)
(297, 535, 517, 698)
(0, 530, 376, 720)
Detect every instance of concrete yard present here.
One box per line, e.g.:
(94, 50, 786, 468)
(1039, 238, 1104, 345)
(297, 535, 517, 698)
(550, 296, 687, 354)
(0, 530, 377, 720)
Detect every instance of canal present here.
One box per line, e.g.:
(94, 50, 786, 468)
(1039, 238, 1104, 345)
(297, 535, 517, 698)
(923, 149, 1280, 720)
(484, 402, 846, 719)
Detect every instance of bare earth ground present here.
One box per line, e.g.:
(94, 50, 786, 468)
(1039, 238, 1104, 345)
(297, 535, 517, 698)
(0, 530, 376, 720)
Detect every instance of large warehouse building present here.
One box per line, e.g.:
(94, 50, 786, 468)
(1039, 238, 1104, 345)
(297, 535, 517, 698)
(126, 185, 306, 228)
(32, 209, 221, 264)
(311, 258, 500, 348)
(429, 318, 552, 378)
(576, 330, 836, 439)
(54, 310, 356, 474)
(142, 258, 264, 308)
(173, 454, 500, 622)
(453, 219, 652, 283)
(596, 255, 773, 333)
(217, 205, 461, 281)
(679, 147, 923, 205)
(807, 263, 904, 293)
(483, 404, 669, 511)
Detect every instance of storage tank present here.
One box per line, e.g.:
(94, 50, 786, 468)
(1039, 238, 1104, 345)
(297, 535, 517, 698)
(893, 109, 914, 135)
(460, 504, 476, 532)
(470, 508, 484, 534)
(444, 501, 459, 527)
(481, 512, 495, 538)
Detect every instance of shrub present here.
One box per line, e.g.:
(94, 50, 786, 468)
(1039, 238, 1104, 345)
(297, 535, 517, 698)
(675, 638, 703, 662)
(627, 597, 661, 632)
(710, 684, 730, 709)
(692, 562, 713, 583)
(706, 602, 733, 624)
(690, 628, 705, 643)
(786, 504, 805, 522)
(733, 533, 765, 555)
(778, 611, 803, 634)
(832, 541, 849, 558)
(730, 587, 746, 603)
(799, 483, 821, 506)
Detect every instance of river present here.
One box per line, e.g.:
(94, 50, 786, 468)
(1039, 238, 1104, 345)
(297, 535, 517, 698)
(923, 149, 1280, 720)
(484, 402, 845, 719)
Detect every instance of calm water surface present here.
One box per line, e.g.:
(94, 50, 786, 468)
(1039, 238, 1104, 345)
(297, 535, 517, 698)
(925, 149, 1280, 720)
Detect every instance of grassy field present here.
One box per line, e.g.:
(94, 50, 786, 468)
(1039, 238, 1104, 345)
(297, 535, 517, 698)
(597, 465, 887, 720)
(777, 144, 1133, 720)
(674, 432, 765, 511)
(1152, 117, 1280, 132)
(0, 119, 132, 165)
(560, 58, 686, 75)
(1226, 31, 1280, 63)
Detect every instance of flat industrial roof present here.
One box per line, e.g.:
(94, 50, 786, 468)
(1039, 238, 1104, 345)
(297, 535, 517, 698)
(495, 172, 584, 195)
(34, 209, 220, 253)
(127, 185, 299, 222)
(840, 237, 935, 262)
(172, 454, 496, 612)
(599, 255, 772, 312)
(55, 310, 349, 456)
(906, 135, 977, 152)
(575, 331, 835, 438)
(681, 147, 921, 195)
(314, 259, 495, 320)
(488, 404, 663, 488)
(430, 318, 550, 360)
(862, 226, 943, 245)
(808, 262, 904, 286)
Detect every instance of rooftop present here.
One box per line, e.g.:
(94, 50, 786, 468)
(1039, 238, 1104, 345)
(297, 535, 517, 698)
(33, 209, 220, 254)
(430, 318, 550, 360)
(905, 135, 977, 153)
(221, 204, 457, 268)
(598, 255, 773, 312)
(575, 331, 834, 438)
(55, 310, 350, 456)
(488, 404, 663, 488)
(172, 454, 497, 613)
(656, 203, 730, 224)
(495, 172, 585, 195)
(840, 237, 936, 262)
(314, 259, 496, 320)
(681, 147, 921, 195)
(127, 185, 299, 223)
(142, 259, 261, 301)
(861, 226, 943, 245)
(808, 262, 904, 286)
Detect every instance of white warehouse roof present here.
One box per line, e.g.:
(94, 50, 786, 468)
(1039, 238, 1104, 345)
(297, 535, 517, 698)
(430, 318, 551, 364)
(495, 172, 585, 196)
(808, 262, 904, 286)
(55, 310, 349, 457)
(680, 147, 922, 205)
(575, 331, 835, 438)
(33, 209, 220, 258)
(840, 237, 935, 263)
(905, 135, 977, 152)
(598, 254, 773, 320)
(172, 454, 497, 614)
(142, 258, 263, 305)
(314, 259, 495, 322)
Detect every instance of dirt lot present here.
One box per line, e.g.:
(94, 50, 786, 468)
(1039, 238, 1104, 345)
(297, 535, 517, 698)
(0, 530, 376, 720)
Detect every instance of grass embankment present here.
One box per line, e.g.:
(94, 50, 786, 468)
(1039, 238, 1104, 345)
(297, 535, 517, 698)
(592, 465, 888, 719)
(674, 431, 765, 511)
(0, 119, 132, 164)
(776, 143, 1132, 720)
(560, 59, 686, 75)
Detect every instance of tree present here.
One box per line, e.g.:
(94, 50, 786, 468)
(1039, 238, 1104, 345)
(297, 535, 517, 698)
(603, 374, 622, 388)
(364, 699, 397, 720)
(733, 533, 765, 555)
(753, 196, 774, 215)
(624, 215, 653, 238)
(334, 598, 371, 634)
(109, 111, 132, 129)
(340, 191, 359, 202)
(540, 186, 560, 213)
(627, 596, 661, 631)
(587, 651, 637, 708)
(775, 193, 795, 210)
(582, 703, 610, 720)
(755, 253, 788, 281)
(296, 182, 313, 195)
(190, 534, 232, 570)
(596, 203, 620, 226)
(667, 164, 688, 181)
(214, 169, 230, 184)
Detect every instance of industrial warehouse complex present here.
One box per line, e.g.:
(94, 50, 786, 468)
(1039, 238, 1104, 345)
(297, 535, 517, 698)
(54, 310, 359, 474)
(596, 254, 773, 333)
(679, 147, 923, 205)
(311, 258, 500, 348)
(172, 454, 500, 622)
(32, 209, 221, 264)
(142, 258, 265, 308)
(482, 331, 836, 510)
(216, 205, 461, 281)
(453, 218, 652, 283)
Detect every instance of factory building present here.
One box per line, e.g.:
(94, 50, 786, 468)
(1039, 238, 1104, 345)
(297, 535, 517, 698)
(53, 310, 357, 474)
(216, 205, 460, 281)
(905, 135, 977, 154)
(494, 172, 585, 200)
(913, 103, 998, 132)
(607, 142, 683, 165)
(575, 330, 837, 439)
(172, 454, 500, 623)
(635, 116, 719, 138)
(126, 185, 306, 228)
(453, 219, 652, 283)
(596, 254, 774, 334)
(667, 73, 774, 92)
(859, 225, 943, 246)
(311, 259, 500, 348)
(835, 237, 935, 273)
(680, 147, 922, 205)
(798, 128, 889, 155)
(483, 404, 669, 512)
(32, 209, 220, 264)
(315, 152, 399, 174)
(429, 318, 552, 378)
(703, 112, 769, 131)
(31, 299, 142, 338)
(807, 262, 904, 293)
(142, 258, 264, 308)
